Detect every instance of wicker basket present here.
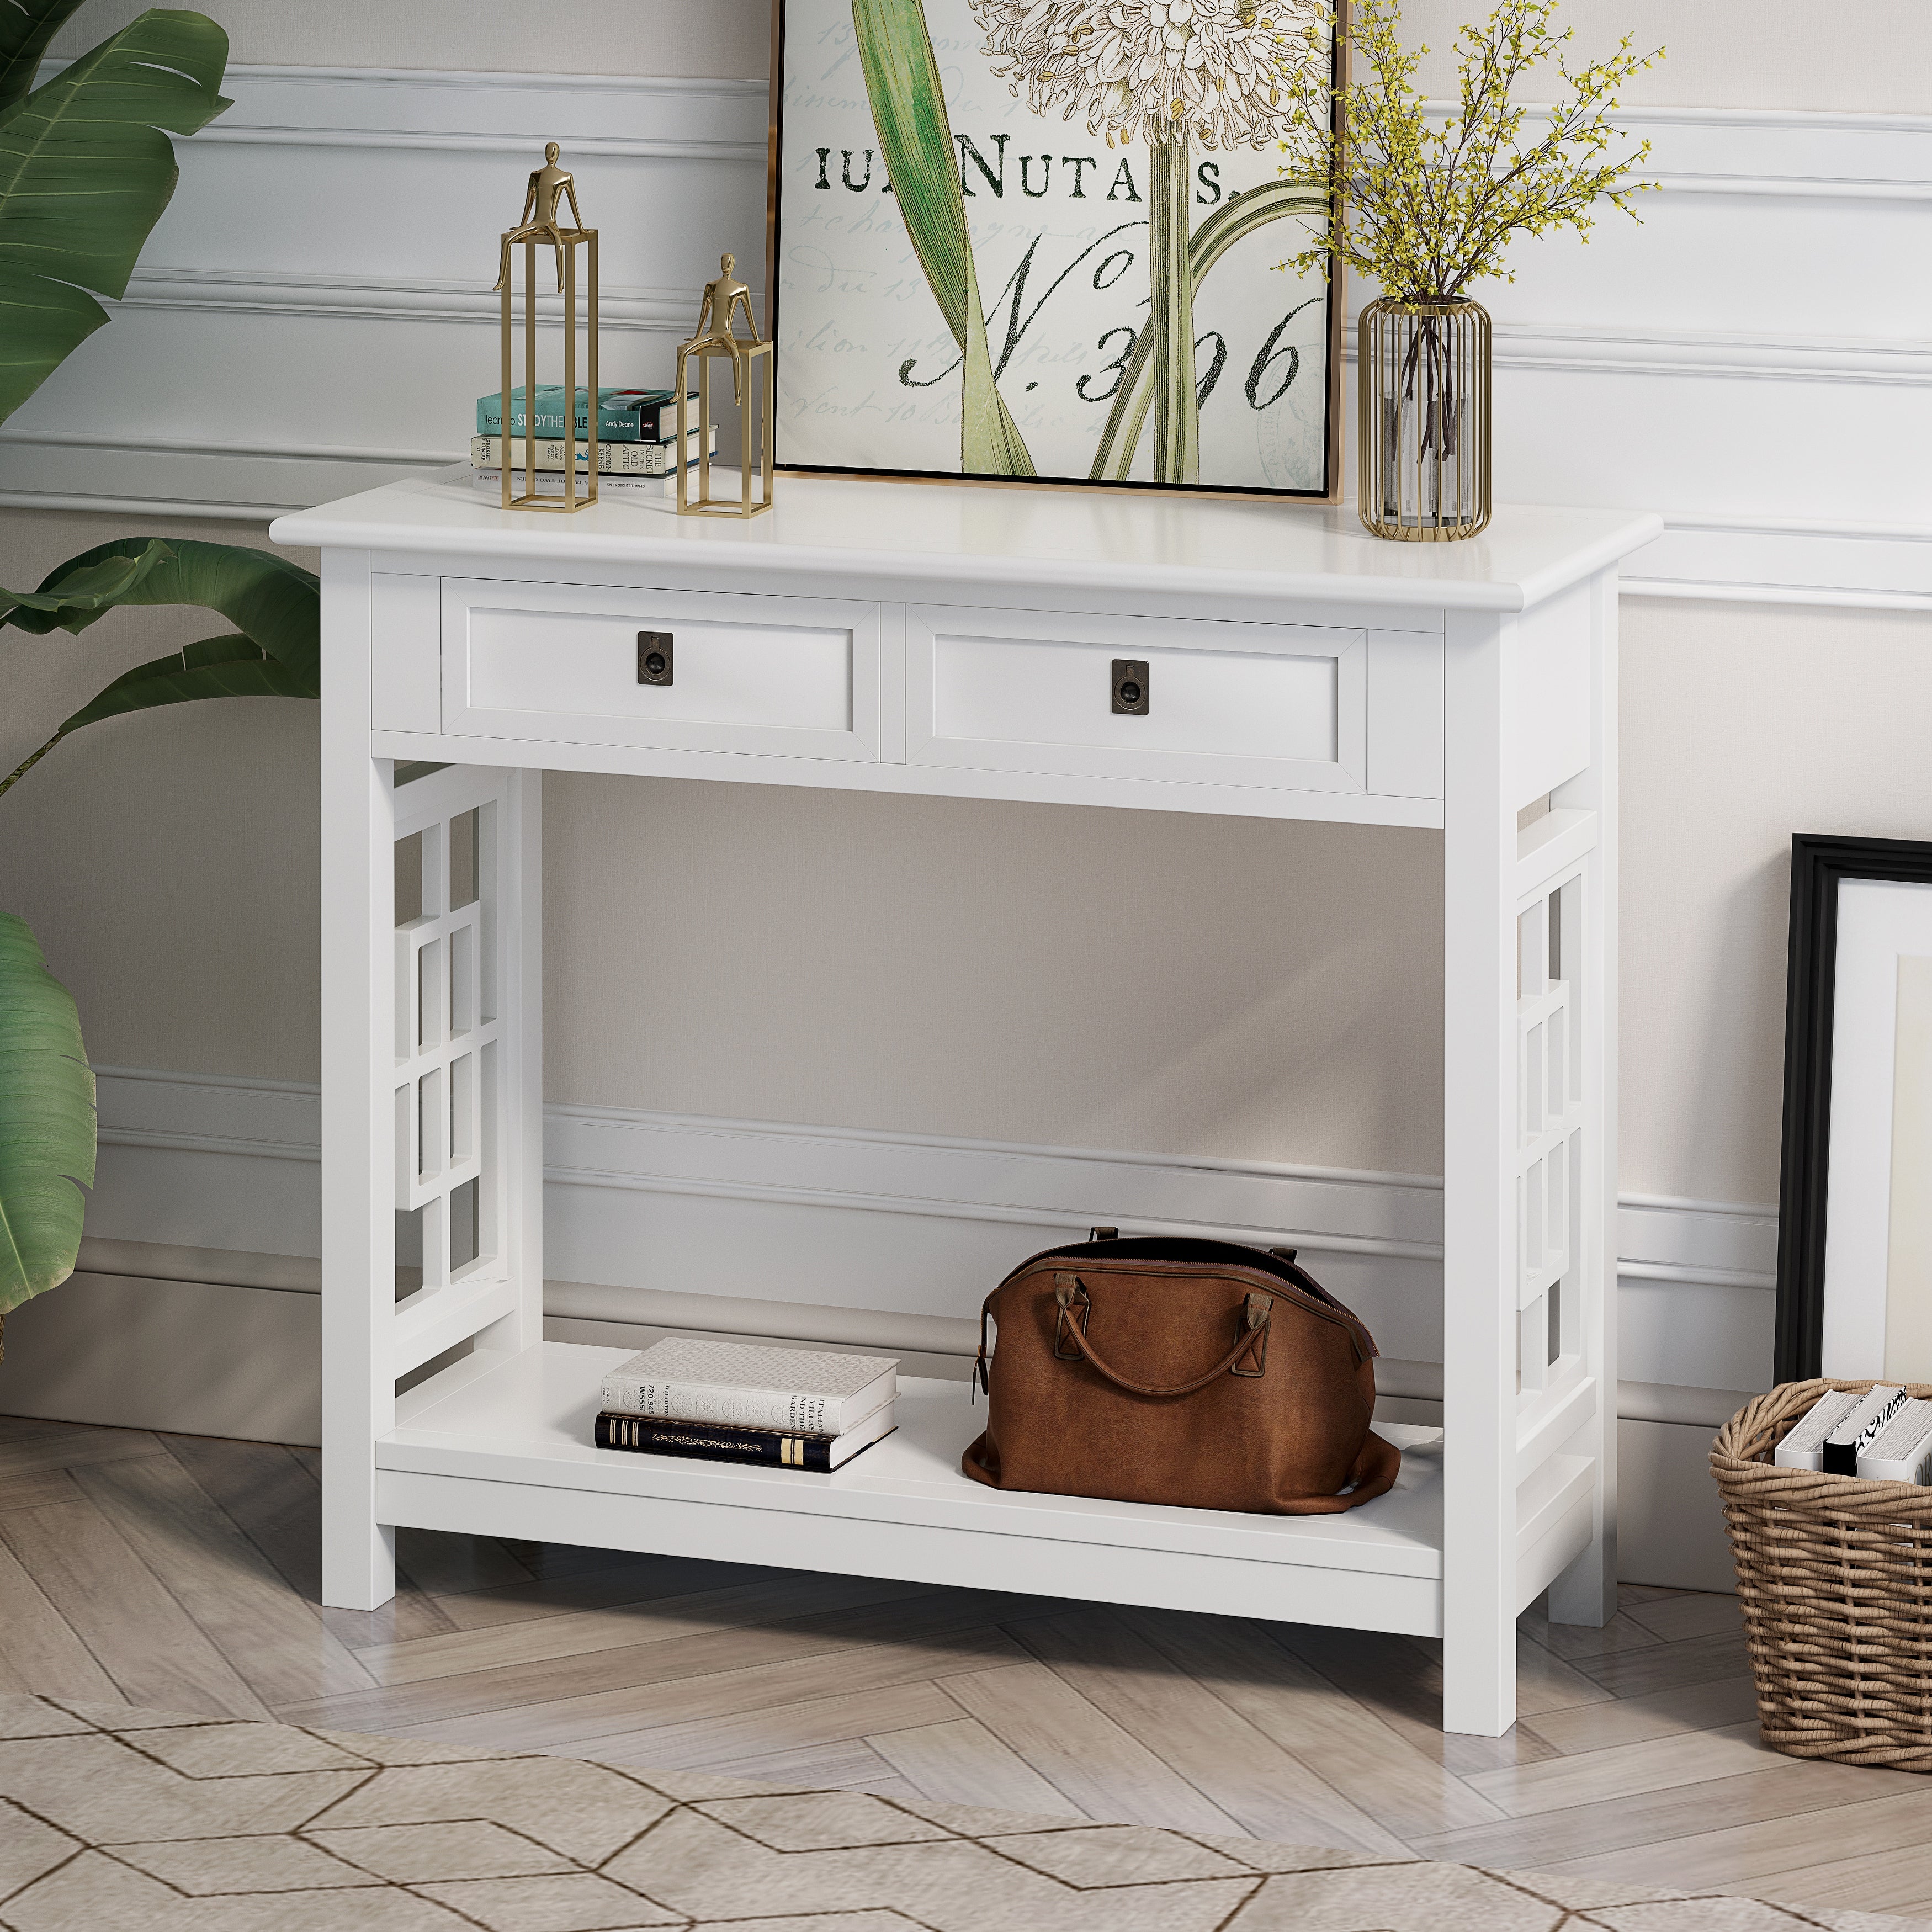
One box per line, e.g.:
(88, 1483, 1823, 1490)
(1712, 1378, 1932, 1768)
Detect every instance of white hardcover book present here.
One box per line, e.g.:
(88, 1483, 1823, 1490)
(470, 427, 714, 474)
(1822, 1386, 1907, 1474)
(599, 1339, 898, 1436)
(471, 466, 689, 498)
(1774, 1389, 1863, 1470)
(1857, 1399, 1932, 1482)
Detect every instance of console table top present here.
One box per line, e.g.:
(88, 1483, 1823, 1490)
(273, 469, 1661, 615)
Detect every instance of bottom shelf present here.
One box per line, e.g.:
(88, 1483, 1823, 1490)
(378, 1341, 1448, 1636)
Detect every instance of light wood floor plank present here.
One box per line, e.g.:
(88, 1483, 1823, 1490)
(401, 1630, 1029, 1755)
(0, 1428, 163, 1478)
(1269, 1623, 1566, 1776)
(0, 1468, 83, 1513)
(1534, 1784, 1932, 1892)
(276, 1585, 1048, 1735)
(1754, 1840, 1932, 1917)
(1620, 1591, 1745, 1644)
(1569, 1628, 1754, 1699)
(1462, 1719, 1775, 1816)
(1009, 1609, 1410, 1856)
(0, 1494, 269, 1718)
(0, 1537, 124, 1703)
(1412, 1757, 1930, 1871)
(69, 1452, 375, 1706)
(428, 1556, 779, 1631)
(360, 1573, 938, 1685)
(158, 1433, 457, 1647)
(697, 1735, 905, 1791)
(1518, 1675, 1761, 1756)
(1405, 1629, 1615, 1717)
(1117, 1606, 1506, 1839)
(394, 1527, 535, 1596)
(1517, 1602, 1666, 1664)
(940, 1659, 1248, 1837)
(582, 1680, 968, 1771)
(866, 1715, 1082, 1818)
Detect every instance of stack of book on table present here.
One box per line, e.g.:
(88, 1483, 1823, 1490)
(594, 1339, 898, 1470)
(473, 385, 709, 498)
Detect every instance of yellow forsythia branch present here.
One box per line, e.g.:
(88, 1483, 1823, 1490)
(1273, 0, 1663, 307)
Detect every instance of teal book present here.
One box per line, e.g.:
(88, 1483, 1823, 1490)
(477, 386, 696, 444)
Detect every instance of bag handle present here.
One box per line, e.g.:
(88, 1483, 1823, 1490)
(1052, 1275, 1270, 1397)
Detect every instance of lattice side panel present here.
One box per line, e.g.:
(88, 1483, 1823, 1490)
(1516, 873, 1586, 1397)
(393, 779, 507, 1317)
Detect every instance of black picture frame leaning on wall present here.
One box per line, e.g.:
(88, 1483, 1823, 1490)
(1776, 833, 1932, 1382)
(766, 0, 1347, 502)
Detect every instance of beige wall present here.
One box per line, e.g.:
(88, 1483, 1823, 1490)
(51, 0, 1932, 108)
(10, 0, 1921, 1210)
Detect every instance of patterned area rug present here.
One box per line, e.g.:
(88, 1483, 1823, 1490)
(0, 1692, 1922, 1931)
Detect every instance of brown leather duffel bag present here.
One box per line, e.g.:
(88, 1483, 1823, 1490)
(962, 1233, 1400, 1515)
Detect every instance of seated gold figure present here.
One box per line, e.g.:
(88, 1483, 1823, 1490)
(687, 253, 761, 403)
(495, 142, 584, 294)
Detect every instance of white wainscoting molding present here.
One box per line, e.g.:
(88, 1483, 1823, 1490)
(0, 68, 1923, 611)
(0, 1064, 1763, 1586)
(69, 1064, 1777, 1417)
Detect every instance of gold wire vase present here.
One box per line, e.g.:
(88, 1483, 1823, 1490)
(1358, 297, 1492, 542)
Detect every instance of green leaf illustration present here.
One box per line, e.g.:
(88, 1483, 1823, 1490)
(850, 0, 1034, 476)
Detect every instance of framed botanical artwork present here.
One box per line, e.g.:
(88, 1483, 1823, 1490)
(768, 0, 1345, 500)
(1776, 834, 1932, 1383)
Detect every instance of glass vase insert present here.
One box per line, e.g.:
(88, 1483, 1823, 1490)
(1358, 298, 1492, 542)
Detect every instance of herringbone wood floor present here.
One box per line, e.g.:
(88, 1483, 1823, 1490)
(4, 1413, 1932, 1920)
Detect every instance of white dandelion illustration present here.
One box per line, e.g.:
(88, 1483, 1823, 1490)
(968, 0, 1328, 480)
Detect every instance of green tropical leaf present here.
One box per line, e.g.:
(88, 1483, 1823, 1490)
(0, 534, 173, 629)
(60, 633, 313, 732)
(0, 0, 88, 116)
(0, 911, 94, 1319)
(850, 0, 1034, 477)
(0, 539, 321, 798)
(0, 7, 231, 426)
(6, 539, 319, 689)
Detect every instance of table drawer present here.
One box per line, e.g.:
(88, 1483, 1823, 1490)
(438, 580, 881, 760)
(906, 603, 1367, 792)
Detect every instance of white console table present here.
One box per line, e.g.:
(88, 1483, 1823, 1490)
(273, 473, 1658, 1737)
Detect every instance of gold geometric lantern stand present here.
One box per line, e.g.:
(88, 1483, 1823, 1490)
(676, 253, 774, 518)
(496, 142, 598, 514)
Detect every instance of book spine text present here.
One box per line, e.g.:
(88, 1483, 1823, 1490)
(595, 1413, 831, 1468)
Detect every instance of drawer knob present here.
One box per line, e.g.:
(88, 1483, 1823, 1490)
(638, 632, 674, 685)
(1111, 659, 1148, 715)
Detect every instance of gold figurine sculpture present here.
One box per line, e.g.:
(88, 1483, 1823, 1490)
(675, 252, 774, 518)
(496, 142, 585, 294)
(497, 142, 598, 514)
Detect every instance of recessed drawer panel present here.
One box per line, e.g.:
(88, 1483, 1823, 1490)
(907, 604, 1367, 793)
(438, 580, 881, 761)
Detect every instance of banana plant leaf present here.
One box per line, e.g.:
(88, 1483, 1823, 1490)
(0, 0, 88, 115)
(0, 538, 321, 795)
(0, 912, 94, 1320)
(851, 0, 1034, 477)
(3, 538, 320, 689)
(0, 7, 231, 426)
(1091, 182, 1332, 484)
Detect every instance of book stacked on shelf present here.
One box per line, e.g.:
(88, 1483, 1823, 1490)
(473, 384, 704, 498)
(594, 1339, 898, 1471)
